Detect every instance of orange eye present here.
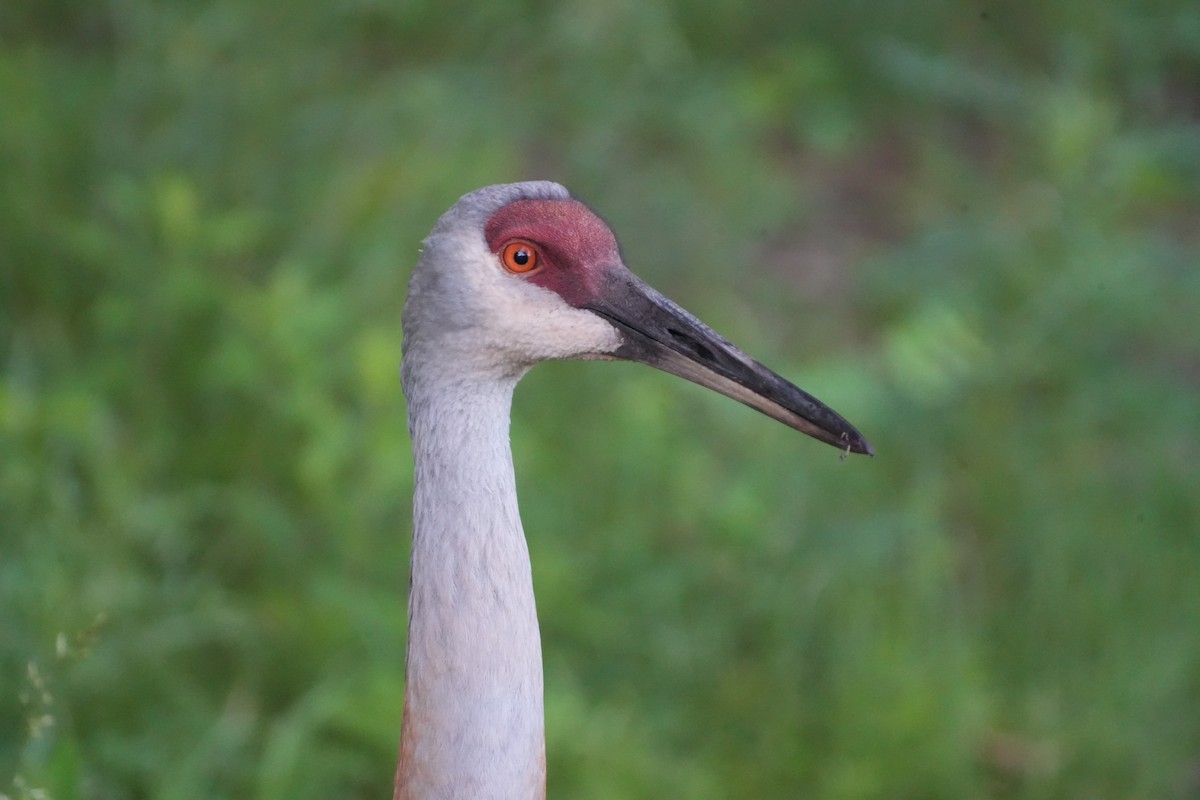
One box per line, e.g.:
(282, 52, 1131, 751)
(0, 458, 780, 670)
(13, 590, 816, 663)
(500, 241, 540, 274)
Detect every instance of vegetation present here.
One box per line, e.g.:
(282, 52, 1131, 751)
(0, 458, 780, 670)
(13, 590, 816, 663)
(3, 1, 1198, 797)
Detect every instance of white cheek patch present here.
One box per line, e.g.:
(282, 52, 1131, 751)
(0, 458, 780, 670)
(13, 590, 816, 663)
(485, 278, 622, 362)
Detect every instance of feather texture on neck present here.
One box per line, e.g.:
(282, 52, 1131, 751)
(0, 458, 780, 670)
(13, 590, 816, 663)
(396, 368, 546, 800)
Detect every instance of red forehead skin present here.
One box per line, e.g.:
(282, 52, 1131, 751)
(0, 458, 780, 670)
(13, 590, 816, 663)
(483, 199, 622, 307)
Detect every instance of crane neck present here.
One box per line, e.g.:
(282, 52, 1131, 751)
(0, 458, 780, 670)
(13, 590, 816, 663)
(396, 364, 546, 800)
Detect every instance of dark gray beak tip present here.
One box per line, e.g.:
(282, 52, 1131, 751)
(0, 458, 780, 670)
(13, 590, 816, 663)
(839, 431, 874, 457)
(823, 422, 873, 457)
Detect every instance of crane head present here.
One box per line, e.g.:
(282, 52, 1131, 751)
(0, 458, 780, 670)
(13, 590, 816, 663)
(403, 181, 872, 455)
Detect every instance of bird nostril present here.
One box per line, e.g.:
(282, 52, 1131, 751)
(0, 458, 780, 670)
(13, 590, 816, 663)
(667, 328, 715, 362)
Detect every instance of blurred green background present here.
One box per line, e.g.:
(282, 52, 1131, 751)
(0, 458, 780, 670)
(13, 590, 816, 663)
(3, 0, 1199, 798)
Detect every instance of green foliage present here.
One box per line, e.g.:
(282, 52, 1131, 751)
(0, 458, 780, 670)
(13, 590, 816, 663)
(3, 0, 1199, 797)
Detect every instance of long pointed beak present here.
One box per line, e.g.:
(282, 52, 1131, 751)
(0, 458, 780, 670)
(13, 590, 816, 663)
(584, 271, 873, 456)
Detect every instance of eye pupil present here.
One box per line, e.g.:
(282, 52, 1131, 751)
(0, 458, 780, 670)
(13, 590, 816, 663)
(513, 248, 529, 265)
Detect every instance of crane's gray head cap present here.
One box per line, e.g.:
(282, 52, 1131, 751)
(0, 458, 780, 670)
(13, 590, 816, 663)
(429, 181, 572, 241)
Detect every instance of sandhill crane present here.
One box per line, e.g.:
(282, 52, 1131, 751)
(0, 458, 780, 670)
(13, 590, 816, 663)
(397, 181, 872, 799)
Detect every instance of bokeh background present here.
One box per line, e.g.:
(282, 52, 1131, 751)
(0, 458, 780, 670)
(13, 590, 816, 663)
(3, 1, 1199, 798)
